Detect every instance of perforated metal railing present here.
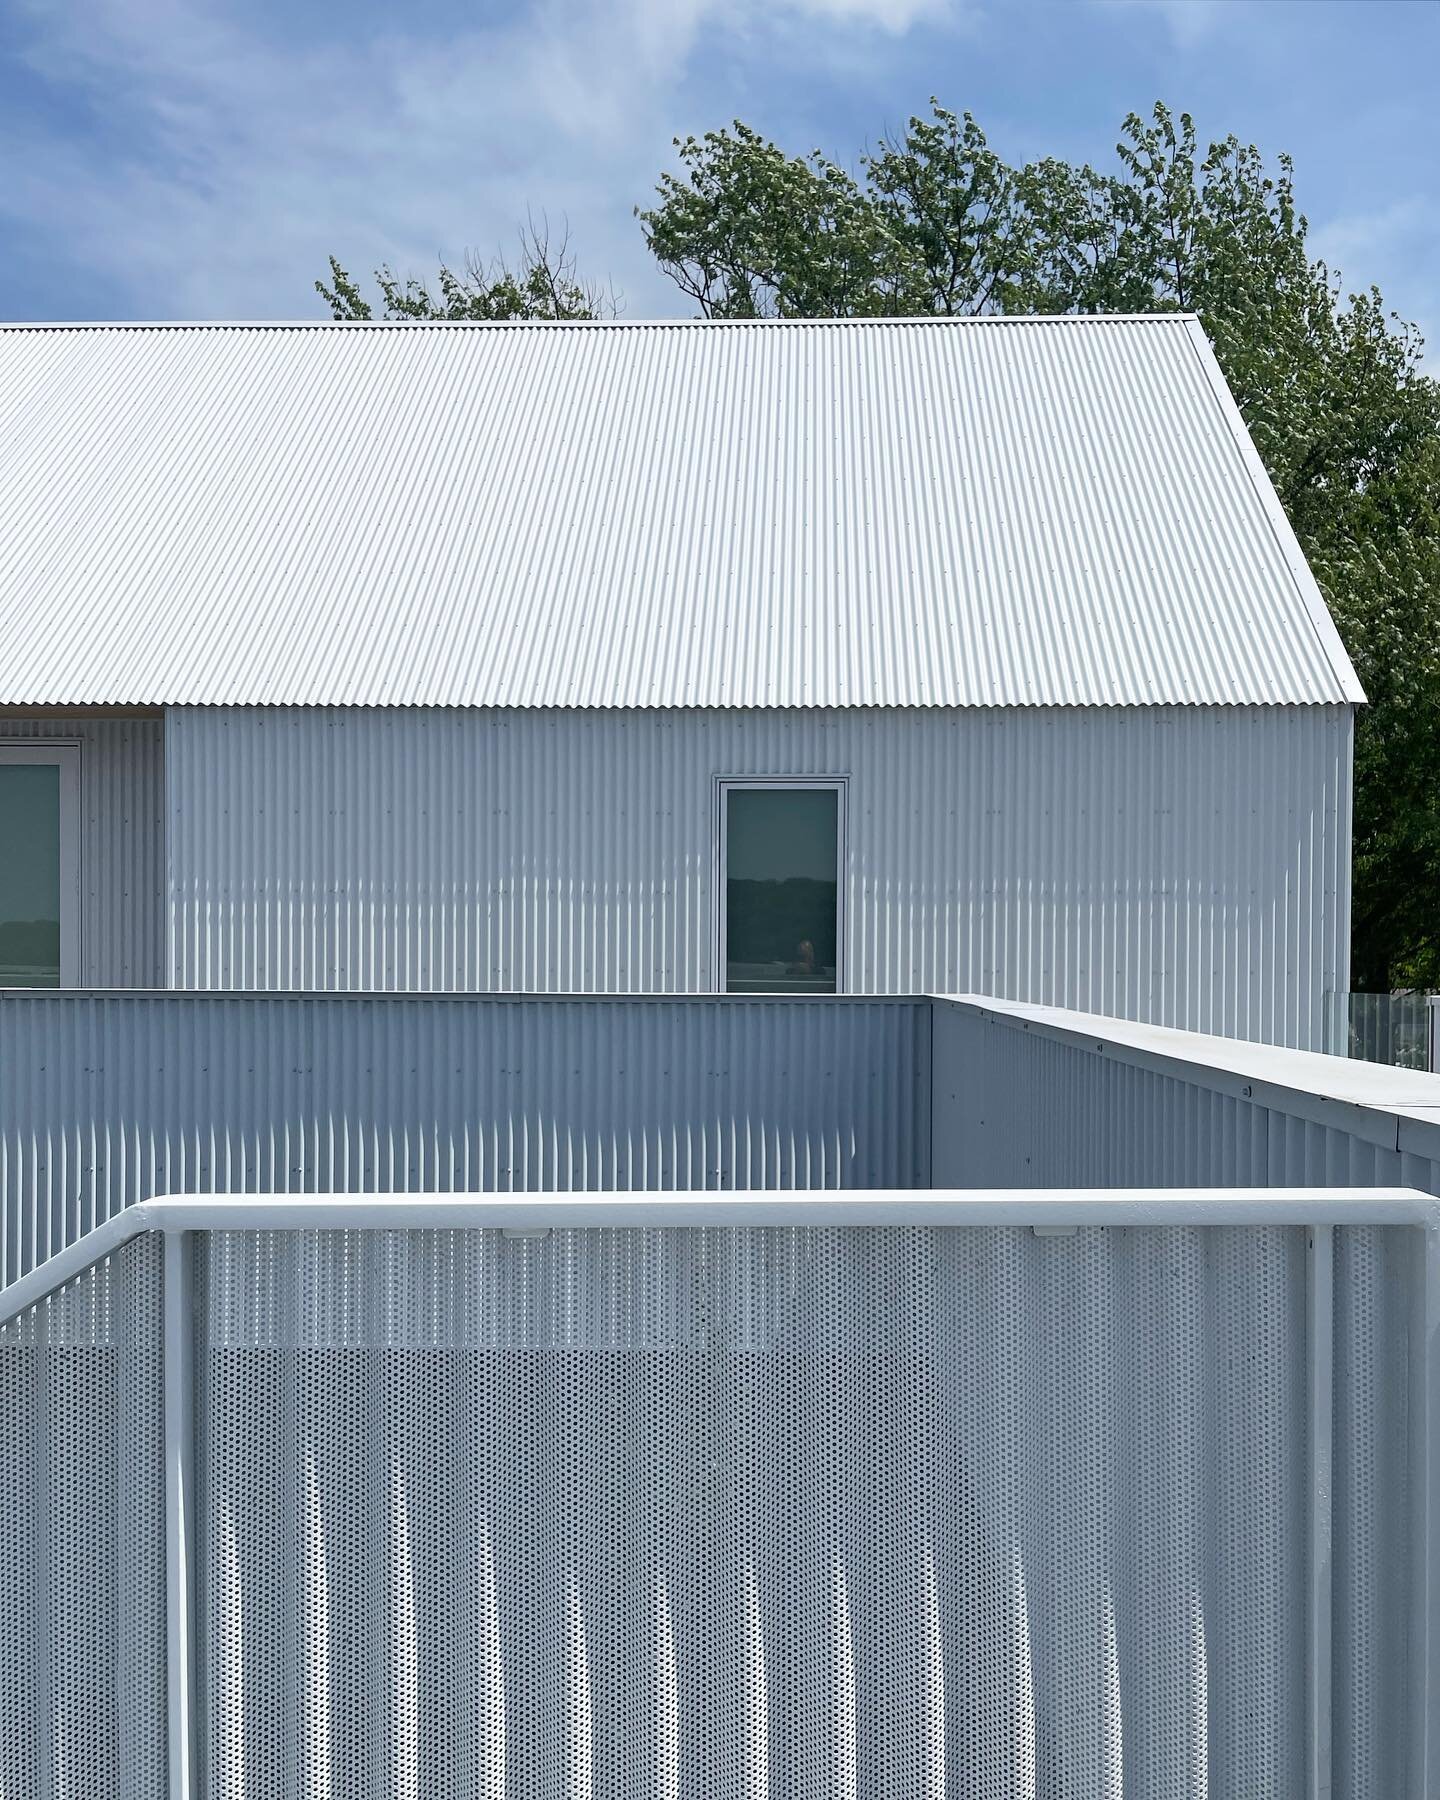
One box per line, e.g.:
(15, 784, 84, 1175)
(1, 1193, 1436, 1800)
(0, 1233, 168, 1800)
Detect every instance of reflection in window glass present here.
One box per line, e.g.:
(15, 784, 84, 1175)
(0, 764, 62, 987)
(725, 787, 839, 993)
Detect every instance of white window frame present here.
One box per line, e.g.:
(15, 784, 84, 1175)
(715, 776, 848, 996)
(0, 742, 81, 988)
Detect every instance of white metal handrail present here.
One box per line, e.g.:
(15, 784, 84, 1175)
(5, 1186, 1440, 1332)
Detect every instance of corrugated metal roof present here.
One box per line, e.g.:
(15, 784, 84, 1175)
(0, 317, 1360, 708)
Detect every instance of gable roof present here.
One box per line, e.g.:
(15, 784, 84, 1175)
(0, 316, 1360, 709)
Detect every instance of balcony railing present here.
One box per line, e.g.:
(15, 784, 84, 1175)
(1326, 990, 1437, 1070)
(3, 1189, 1436, 1799)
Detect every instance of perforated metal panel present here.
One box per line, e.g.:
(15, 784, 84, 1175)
(1333, 1223, 1413, 1794)
(0, 1234, 167, 1799)
(192, 1222, 1412, 1799)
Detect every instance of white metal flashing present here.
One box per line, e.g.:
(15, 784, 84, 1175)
(1182, 317, 1365, 705)
(940, 993, 1440, 1159)
(0, 314, 1263, 332)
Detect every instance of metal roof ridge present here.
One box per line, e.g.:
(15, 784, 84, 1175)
(0, 313, 1204, 332)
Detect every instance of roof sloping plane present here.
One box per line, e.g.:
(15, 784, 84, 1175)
(0, 316, 1361, 709)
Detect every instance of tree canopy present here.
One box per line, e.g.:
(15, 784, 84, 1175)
(321, 103, 1440, 991)
(317, 221, 612, 321)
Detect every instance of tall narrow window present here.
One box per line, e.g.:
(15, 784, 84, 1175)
(721, 782, 843, 993)
(0, 746, 79, 988)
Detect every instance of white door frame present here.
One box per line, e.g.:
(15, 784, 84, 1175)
(714, 776, 848, 995)
(0, 742, 82, 987)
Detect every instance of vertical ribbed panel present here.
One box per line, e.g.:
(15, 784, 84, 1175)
(0, 1232, 167, 1798)
(932, 1007, 1271, 1188)
(1333, 1224, 1412, 1795)
(189, 1221, 1405, 1798)
(165, 704, 1350, 1050)
(0, 995, 928, 1287)
(931, 1003, 1440, 1198)
(1, 715, 164, 986)
(1265, 1114, 1422, 1190)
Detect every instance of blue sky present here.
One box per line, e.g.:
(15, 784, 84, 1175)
(1, 0, 1436, 349)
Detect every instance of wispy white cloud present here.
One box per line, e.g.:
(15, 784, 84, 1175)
(1311, 194, 1436, 366)
(1087, 0, 1237, 50)
(793, 0, 950, 26)
(1310, 196, 1432, 286)
(1, 0, 957, 319)
(1150, 0, 1226, 49)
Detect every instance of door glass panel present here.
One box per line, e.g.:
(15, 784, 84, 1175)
(0, 764, 62, 987)
(725, 788, 839, 993)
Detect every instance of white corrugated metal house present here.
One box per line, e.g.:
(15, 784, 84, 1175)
(5, 317, 1439, 1800)
(0, 315, 1360, 1042)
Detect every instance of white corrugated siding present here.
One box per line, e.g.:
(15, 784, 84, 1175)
(0, 715, 164, 986)
(8, 986, 1439, 1293)
(930, 999, 1440, 1197)
(0, 318, 1357, 708)
(0, 993, 928, 1286)
(167, 704, 1352, 1049)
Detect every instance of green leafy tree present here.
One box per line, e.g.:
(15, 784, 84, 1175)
(639, 101, 1440, 989)
(638, 123, 902, 317)
(321, 105, 1439, 988)
(317, 222, 614, 321)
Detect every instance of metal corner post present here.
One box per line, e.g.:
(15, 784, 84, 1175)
(1306, 1222, 1334, 1800)
(1412, 1217, 1440, 1798)
(164, 1229, 198, 1798)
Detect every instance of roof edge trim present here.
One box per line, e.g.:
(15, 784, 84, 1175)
(1181, 318, 1365, 706)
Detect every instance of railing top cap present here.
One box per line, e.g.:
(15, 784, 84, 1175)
(936, 993, 1440, 1127)
(4, 1188, 1435, 1330)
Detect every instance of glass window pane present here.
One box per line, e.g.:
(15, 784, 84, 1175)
(725, 788, 838, 993)
(0, 764, 62, 988)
